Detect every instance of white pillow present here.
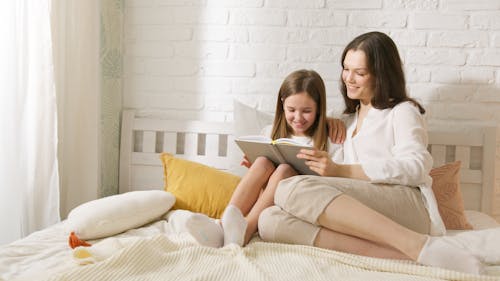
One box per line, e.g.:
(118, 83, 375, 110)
(233, 99, 274, 137)
(464, 210, 500, 230)
(66, 190, 175, 240)
(229, 100, 274, 176)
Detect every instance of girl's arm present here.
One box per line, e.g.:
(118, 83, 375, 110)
(240, 155, 251, 168)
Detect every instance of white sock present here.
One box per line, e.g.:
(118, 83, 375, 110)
(166, 210, 195, 233)
(185, 214, 223, 248)
(167, 210, 223, 248)
(445, 228, 500, 264)
(417, 236, 483, 275)
(221, 205, 247, 247)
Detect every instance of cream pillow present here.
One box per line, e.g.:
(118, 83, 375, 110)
(233, 99, 274, 137)
(66, 190, 175, 240)
(464, 210, 500, 230)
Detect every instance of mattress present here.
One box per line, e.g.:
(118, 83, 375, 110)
(1, 211, 499, 281)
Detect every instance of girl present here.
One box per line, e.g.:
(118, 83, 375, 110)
(258, 32, 483, 275)
(175, 69, 341, 247)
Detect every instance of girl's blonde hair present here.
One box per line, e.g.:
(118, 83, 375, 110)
(271, 69, 329, 151)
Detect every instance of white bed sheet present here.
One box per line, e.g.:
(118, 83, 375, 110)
(1, 211, 499, 281)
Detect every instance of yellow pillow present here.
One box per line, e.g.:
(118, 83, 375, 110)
(160, 153, 241, 219)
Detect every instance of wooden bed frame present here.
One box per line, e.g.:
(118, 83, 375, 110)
(119, 109, 498, 218)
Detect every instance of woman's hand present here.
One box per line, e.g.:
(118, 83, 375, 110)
(326, 118, 346, 144)
(240, 155, 251, 168)
(297, 149, 337, 176)
(299, 149, 370, 180)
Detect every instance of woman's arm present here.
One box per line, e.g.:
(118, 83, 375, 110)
(326, 118, 346, 144)
(297, 149, 369, 180)
(360, 103, 433, 186)
(299, 103, 432, 184)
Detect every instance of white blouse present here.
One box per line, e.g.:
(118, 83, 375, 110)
(332, 101, 446, 235)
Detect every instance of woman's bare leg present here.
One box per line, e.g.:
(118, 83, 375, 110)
(317, 194, 426, 260)
(314, 228, 408, 260)
(317, 194, 483, 274)
(242, 164, 297, 244)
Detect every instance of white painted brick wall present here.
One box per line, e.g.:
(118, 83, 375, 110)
(124, 0, 500, 218)
(124, 1, 500, 122)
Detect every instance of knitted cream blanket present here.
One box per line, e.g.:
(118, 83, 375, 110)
(45, 234, 499, 281)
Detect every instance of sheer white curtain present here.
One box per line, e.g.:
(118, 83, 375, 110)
(0, 1, 60, 244)
(51, 0, 100, 220)
(0, 0, 100, 245)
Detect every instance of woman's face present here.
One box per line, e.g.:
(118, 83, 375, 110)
(283, 92, 317, 136)
(342, 49, 374, 105)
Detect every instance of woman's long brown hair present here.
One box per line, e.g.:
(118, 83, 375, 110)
(340, 31, 425, 114)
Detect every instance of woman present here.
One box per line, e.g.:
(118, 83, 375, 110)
(258, 31, 483, 275)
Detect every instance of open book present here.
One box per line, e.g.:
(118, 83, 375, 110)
(234, 135, 317, 175)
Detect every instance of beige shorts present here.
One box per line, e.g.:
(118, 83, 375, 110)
(258, 175, 431, 246)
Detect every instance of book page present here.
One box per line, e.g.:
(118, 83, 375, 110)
(273, 138, 312, 146)
(236, 135, 272, 143)
(234, 139, 285, 165)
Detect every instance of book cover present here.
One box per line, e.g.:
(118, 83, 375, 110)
(234, 136, 318, 175)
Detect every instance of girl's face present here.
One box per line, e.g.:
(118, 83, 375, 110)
(282, 92, 317, 136)
(342, 49, 374, 105)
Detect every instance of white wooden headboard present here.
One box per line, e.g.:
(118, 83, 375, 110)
(119, 109, 497, 217)
(427, 127, 496, 214)
(119, 110, 235, 194)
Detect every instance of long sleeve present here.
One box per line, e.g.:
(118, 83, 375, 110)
(343, 102, 445, 235)
(360, 103, 433, 186)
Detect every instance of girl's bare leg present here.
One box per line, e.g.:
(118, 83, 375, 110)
(242, 164, 297, 244)
(228, 157, 275, 214)
(222, 157, 283, 246)
(183, 157, 275, 247)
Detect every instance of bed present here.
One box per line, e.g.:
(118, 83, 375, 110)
(1, 107, 500, 281)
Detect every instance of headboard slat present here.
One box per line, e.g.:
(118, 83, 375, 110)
(163, 132, 176, 154)
(461, 170, 482, 184)
(142, 131, 156, 153)
(455, 146, 471, 169)
(430, 145, 446, 167)
(206, 134, 219, 157)
(184, 133, 198, 156)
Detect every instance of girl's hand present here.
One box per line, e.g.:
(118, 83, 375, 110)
(326, 118, 346, 144)
(240, 155, 251, 168)
(297, 149, 337, 176)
